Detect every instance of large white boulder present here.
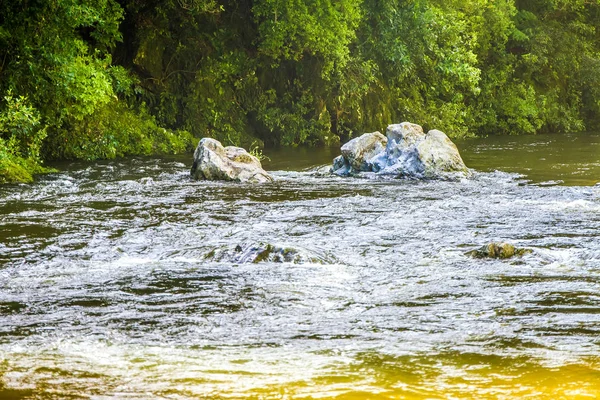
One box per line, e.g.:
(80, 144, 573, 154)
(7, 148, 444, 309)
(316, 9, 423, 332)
(190, 138, 273, 183)
(332, 122, 470, 179)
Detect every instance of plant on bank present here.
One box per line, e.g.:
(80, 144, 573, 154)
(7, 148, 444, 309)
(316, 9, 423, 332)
(0, 93, 50, 183)
(0, 0, 195, 183)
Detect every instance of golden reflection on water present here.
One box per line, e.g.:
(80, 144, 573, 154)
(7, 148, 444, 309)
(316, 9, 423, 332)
(3, 353, 600, 399)
(2, 135, 600, 398)
(247, 357, 600, 399)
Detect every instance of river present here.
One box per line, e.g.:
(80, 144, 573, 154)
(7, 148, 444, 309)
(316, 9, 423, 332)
(1, 132, 599, 399)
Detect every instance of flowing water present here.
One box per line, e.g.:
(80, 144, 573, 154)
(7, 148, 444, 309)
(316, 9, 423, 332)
(1, 133, 600, 399)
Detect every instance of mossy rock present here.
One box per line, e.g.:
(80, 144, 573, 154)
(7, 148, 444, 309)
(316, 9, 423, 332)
(466, 242, 532, 259)
(191, 138, 273, 183)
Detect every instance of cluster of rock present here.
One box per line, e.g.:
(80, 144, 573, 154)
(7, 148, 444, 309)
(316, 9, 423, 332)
(332, 122, 470, 179)
(189, 122, 469, 182)
(190, 138, 273, 183)
(189, 138, 534, 265)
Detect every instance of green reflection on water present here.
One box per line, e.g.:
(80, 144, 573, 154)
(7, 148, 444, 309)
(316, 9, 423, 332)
(455, 133, 600, 186)
(262, 132, 600, 186)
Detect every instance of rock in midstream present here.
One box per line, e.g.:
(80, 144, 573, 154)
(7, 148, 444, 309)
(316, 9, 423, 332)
(190, 138, 273, 183)
(332, 122, 470, 179)
(203, 242, 331, 264)
(466, 242, 533, 259)
(338, 131, 387, 172)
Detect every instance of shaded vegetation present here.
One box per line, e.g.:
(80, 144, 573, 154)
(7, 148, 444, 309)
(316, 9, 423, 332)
(2, 0, 600, 182)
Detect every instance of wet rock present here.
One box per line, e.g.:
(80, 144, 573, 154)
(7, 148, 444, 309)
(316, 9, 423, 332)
(386, 122, 426, 152)
(190, 138, 273, 183)
(334, 131, 387, 175)
(204, 242, 329, 264)
(466, 242, 532, 259)
(415, 130, 470, 178)
(312, 165, 334, 176)
(332, 155, 347, 174)
(332, 122, 470, 179)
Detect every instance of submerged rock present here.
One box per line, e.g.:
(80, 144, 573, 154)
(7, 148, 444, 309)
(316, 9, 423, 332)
(466, 242, 532, 259)
(190, 138, 273, 183)
(312, 164, 335, 176)
(204, 242, 330, 264)
(332, 122, 470, 179)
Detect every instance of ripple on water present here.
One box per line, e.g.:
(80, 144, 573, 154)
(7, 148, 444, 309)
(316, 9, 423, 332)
(1, 156, 600, 398)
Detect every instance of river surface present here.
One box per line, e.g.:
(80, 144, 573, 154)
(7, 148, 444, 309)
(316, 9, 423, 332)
(1, 133, 600, 399)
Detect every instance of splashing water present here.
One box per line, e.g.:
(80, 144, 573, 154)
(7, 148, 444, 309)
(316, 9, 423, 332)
(1, 133, 600, 398)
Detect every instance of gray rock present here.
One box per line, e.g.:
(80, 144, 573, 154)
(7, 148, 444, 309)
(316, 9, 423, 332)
(332, 155, 350, 175)
(416, 130, 469, 178)
(386, 122, 425, 154)
(380, 146, 424, 177)
(190, 138, 273, 183)
(338, 131, 387, 174)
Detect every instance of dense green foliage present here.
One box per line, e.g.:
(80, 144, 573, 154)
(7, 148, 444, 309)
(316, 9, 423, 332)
(2, 0, 600, 182)
(0, 0, 194, 182)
